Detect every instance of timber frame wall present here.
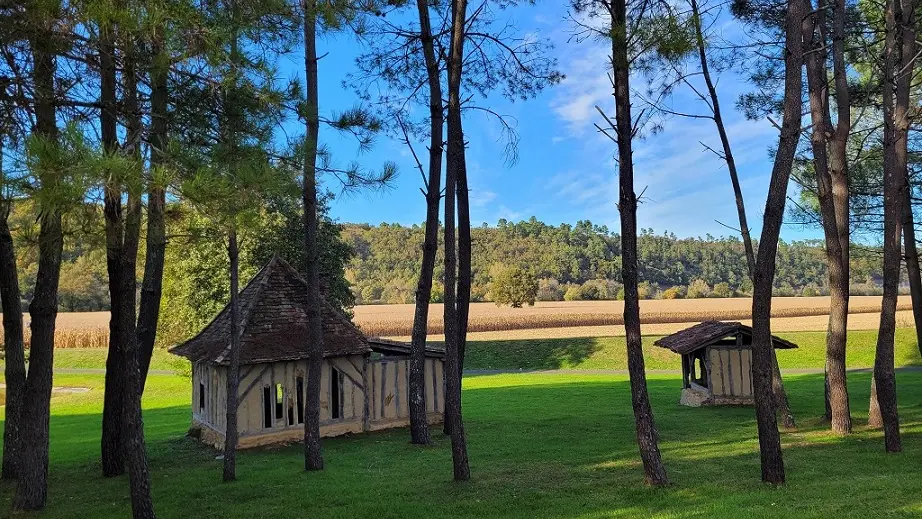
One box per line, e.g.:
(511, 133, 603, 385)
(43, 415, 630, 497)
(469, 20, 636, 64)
(190, 354, 444, 449)
(706, 336, 755, 404)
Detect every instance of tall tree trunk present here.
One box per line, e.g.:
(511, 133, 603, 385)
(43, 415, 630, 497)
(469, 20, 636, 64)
(14, 8, 63, 509)
(122, 191, 153, 518)
(828, 0, 853, 431)
(690, 0, 754, 280)
(0, 138, 26, 481)
(137, 25, 169, 390)
(749, 0, 806, 485)
(455, 142, 471, 384)
(770, 356, 795, 429)
(442, 165, 457, 438)
(120, 156, 155, 517)
(610, 0, 668, 486)
(302, 0, 324, 471)
(801, 0, 851, 434)
(224, 227, 241, 481)
(100, 21, 126, 476)
(136, 189, 165, 386)
(690, 0, 795, 428)
(870, 0, 912, 452)
(119, 30, 156, 518)
(120, 199, 155, 519)
(442, 0, 471, 481)
(868, 376, 881, 427)
(902, 181, 922, 355)
(407, 0, 444, 446)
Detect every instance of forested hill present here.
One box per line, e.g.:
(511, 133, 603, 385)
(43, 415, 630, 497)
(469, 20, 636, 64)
(342, 218, 886, 304)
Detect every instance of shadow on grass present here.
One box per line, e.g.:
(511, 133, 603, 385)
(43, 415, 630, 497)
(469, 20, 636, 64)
(462, 337, 607, 370)
(2, 371, 922, 518)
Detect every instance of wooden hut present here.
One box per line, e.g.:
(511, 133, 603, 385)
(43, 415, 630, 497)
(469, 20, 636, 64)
(169, 256, 445, 450)
(653, 321, 797, 406)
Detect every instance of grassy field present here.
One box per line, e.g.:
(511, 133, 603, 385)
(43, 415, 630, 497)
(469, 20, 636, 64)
(44, 348, 179, 372)
(28, 328, 921, 373)
(463, 328, 922, 371)
(1, 370, 922, 517)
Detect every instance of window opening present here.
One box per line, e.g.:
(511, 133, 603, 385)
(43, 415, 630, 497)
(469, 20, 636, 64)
(331, 368, 342, 420)
(275, 383, 284, 421)
(262, 387, 272, 428)
(296, 376, 305, 424)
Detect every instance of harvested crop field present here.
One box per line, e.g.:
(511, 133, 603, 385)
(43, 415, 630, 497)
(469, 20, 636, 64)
(1, 296, 912, 348)
(411, 310, 919, 342)
(353, 295, 913, 338)
(3, 313, 109, 349)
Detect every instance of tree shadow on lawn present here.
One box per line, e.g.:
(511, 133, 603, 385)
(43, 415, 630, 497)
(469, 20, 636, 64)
(464, 337, 607, 370)
(2, 372, 922, 518)
(462, 336, 681, 372)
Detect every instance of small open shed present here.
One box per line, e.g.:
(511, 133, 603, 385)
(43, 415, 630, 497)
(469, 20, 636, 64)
(169, 256, 445, 450)
(653, 321, 797, 406)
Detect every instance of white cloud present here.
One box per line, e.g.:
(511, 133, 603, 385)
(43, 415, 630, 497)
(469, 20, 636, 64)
(549, 44, 613, 135)
(497, 205, 526, 221)
(471, 189, 498, 208)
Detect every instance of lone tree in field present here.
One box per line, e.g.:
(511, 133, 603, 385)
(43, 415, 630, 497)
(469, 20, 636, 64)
(492, 267, 538, 308)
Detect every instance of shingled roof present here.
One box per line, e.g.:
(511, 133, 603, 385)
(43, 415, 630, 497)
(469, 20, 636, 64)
(170, 256, 371, 365)
(653, 321, 798, 355)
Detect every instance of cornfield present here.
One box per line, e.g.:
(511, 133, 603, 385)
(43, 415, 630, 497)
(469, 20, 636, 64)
(352, 296, 916, 337)
(1, 328, 110, 350)
(0, 296, 914, 349)
(0, 311, 111, 350)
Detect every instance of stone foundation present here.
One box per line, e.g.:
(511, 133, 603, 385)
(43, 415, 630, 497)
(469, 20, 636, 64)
(679, 387, 710, 407)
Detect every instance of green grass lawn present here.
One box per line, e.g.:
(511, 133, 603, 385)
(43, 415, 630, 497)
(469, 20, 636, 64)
(18, 328, 922, 374)
(20, 347, 180, 372)
(464, 328, 922, 371)
(1, 370, 922, 517)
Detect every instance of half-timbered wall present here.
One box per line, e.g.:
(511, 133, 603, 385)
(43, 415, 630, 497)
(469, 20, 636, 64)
(189, 354, 445, 449)
(234, 355, 367, 441)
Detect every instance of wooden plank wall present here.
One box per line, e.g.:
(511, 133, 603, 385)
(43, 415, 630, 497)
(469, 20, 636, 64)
(368, 357, 444, 425)
(708, 347, 753, 397)
(193, 363, 228, 431)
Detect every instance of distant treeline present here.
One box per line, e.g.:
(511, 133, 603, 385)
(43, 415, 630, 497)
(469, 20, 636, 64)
(343, 218, 888, 304)
(11, 213, 890, 313)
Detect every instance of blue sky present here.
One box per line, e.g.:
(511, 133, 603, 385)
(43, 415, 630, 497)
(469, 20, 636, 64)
(283, 1, 820, 241)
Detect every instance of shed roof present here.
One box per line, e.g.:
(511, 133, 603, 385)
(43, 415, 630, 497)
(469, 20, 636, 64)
(367, 337, 446, 359)
(653, 321, 798, 355)
(169, 256, 371, 365)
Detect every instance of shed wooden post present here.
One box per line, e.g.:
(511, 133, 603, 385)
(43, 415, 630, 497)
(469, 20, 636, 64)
(362, 356, 370, 432)
(681, 354, 690, 388)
